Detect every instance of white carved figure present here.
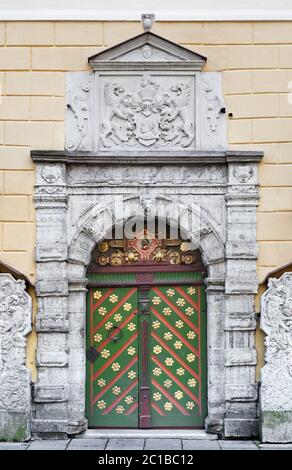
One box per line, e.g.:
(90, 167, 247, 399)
(168, 82, 195, 147)
(0, 274, 32, 417)
(261, 273, 292, 442)
(100, 82, 130, 147)
(99, 75, 195, 150)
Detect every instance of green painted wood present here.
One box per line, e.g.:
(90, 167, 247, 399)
(154, 271, 205, 283)
(86, 271, 207, 429)
(149, 278, 207, 428)
(87, 272, 136, 284)
(86, 285, 139, 427)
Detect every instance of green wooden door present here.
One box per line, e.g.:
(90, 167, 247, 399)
(86, 272, 207, 428)
(86, 285, 139, 427)
(148, 274, 207, 427)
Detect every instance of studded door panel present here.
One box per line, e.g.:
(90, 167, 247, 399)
(149, 283, 207, 427)
(86, 286, 139, 427)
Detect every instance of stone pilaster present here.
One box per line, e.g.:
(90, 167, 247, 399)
(32, 163, 69, 438)
(224, 156, 260, 437)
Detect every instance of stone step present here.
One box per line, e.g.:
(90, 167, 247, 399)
(74, 429, 218, 440)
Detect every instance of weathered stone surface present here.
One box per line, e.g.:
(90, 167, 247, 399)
(144, 438, 182, 450)
(261, 273, 292, 443)
(106, 438, 145, 450)
(0, 274, 32, 441)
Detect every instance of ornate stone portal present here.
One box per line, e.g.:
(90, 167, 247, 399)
(261, 273, 292, 442)
(0, 274, 32, 441)
(31, 28, 263, 438)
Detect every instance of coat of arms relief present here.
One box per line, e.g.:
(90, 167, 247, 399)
(98, 75, 195, 150)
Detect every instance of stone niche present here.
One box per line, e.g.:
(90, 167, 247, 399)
(261, 273, 292, 443)
(0, 274, 32, 441)
(31, 29, 263, 439)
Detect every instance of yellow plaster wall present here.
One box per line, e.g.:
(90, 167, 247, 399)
(1, 20, 292, 377)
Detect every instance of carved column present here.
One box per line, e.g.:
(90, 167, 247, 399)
(224, 155, 260, 437)
(0, 274, 32, 441)
(32, 163, 69, 437)
(204, 278, 225, 434)
(261, 273, 292, 443)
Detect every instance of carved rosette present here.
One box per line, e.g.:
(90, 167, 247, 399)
(0, 274, 32, 415)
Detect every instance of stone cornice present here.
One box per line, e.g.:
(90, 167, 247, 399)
(31, 150, 264, 165)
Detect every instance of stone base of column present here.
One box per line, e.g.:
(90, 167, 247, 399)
(31, 419, 68, 440)
(224, 418, 259, 438)
(68, 419, 88, 435)
(205, 416, 224, 435)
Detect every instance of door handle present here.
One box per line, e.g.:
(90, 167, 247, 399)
(107, 325, 123, 342)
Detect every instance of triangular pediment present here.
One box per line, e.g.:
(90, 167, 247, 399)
(88, 32, 206, 71)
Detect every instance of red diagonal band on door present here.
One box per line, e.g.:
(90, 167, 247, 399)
(92, 332, 138, 381)
(152, 287, 199, 332)
(93, 287, 137, 334)
(92, 288, 114, 311)
(97, 310, 137, 351)
(125, 402, 138, 416)
(151, 355, 200, 406)
(151, 401, 166, 416)
(92, 356, 138, 405)
(151, 378, 190, 416)
(152, 331, 200, 381)
(173, 286, 199, 311)
(151, 306, 199, 356)
(102, 379, 138, 415)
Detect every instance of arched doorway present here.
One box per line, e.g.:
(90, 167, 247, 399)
(85, 224, 207, 429)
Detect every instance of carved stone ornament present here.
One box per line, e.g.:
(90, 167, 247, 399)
(40, 166, 60, 184)
(261, 273, 292, 442)
(65, 31, 229, 152)
(99, 75, 195, 150)
(0, 274, 32, 441)
(233, 166, 254, 183)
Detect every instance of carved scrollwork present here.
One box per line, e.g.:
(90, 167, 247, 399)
(261, 273, 292, 376)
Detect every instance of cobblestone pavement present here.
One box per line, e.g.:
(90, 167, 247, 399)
(0, 438, 292, 450)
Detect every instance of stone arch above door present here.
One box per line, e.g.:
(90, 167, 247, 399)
(67, 195, 225, 282)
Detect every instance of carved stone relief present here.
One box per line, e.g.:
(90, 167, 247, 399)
(0, 274, 32, 441)
(65, 72, 93, 152)
(98, 74, 195, 150)
(197, 73, 227, 150)
(261, 273, 292, 442)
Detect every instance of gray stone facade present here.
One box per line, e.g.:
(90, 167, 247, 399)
(29, 30, 263, 439)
